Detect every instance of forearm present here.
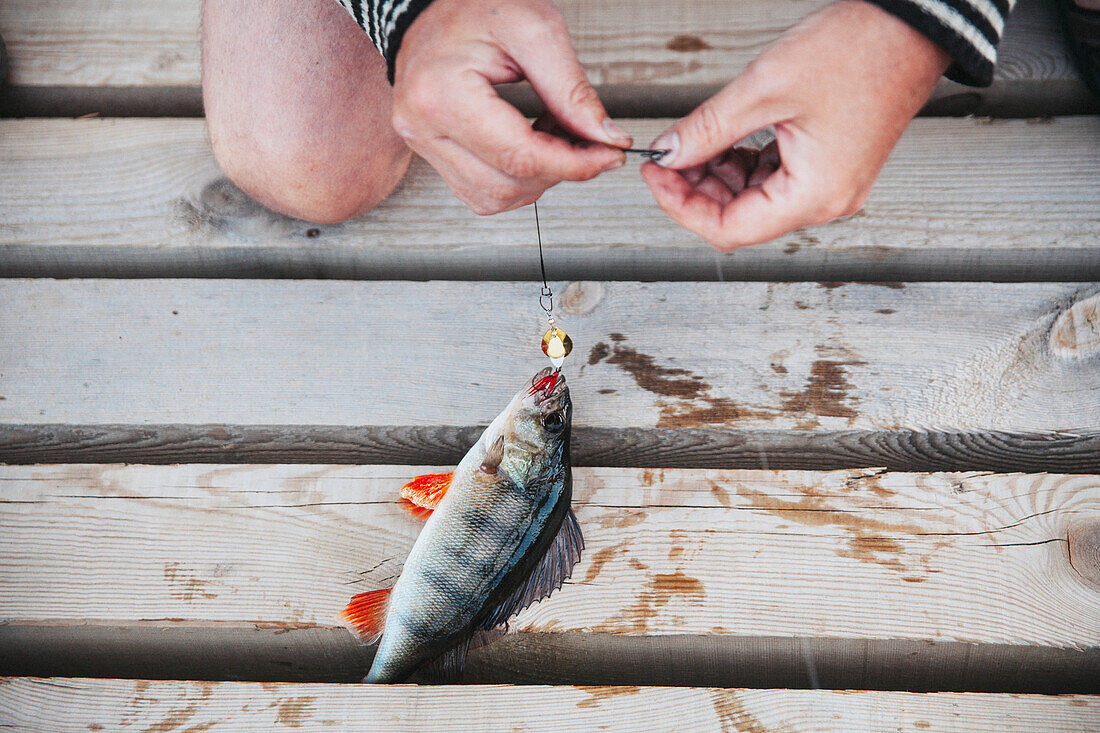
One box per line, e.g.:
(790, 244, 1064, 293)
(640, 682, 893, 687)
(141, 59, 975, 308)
(334, 0, 435, 81)
(859, 0, 1016, 86)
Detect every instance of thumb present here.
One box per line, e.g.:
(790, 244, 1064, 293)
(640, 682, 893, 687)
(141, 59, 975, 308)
(652, 74, 777, 169)
(509, 35, 632, 148)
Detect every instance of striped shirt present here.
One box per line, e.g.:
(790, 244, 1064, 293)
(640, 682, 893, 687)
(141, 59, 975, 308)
(336, 0, 1014, 87)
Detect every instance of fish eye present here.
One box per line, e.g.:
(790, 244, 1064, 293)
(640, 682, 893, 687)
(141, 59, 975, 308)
(543, 411, 565, 433)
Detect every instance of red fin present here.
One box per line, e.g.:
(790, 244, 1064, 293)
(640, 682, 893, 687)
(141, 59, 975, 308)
(400, 472, 453, 514)
(337, 588, 392, 644)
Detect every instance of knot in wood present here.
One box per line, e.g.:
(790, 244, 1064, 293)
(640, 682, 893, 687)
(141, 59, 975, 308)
(1049, 293, 1100, 360)
(1067, 523, 1100, 591)
(561, 282, 604, 315)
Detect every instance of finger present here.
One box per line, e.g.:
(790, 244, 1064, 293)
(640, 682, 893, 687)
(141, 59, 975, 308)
(445, 81, 625, 182)
(641, 162, 729, 243)
(507, 25, 632, 148)
(747, 163, 777, 188)
(694, 175, 736, 207)
(643, 160, 821, 249)
(681, 164, 707, 187)
(414, 134, 547, 215)
(708, 150, 749, 194)
(758, 140, 780, 168)
(649, 72, 781, 170)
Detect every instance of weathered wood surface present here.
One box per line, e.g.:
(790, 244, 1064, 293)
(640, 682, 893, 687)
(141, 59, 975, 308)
(0, 680, 1096, 733)
(1, 280, 1099, 470)
(2, 118, 1099, 281)
(0, 0, 1093, 117)
(2, 465, 1097, 687)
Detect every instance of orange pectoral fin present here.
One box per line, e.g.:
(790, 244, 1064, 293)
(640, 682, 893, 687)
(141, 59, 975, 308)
(337, 587, 392, 645)
(400, 472, 453, 515)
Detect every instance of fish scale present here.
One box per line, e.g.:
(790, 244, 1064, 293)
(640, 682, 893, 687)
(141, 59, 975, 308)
(339, 367, 582, 683)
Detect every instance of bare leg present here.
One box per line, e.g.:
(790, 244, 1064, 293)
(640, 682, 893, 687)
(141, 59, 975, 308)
(202, 0, 411, 223)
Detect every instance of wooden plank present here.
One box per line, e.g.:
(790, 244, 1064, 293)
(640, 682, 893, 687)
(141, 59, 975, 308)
(1, 280, 1098, 470)
(0, 0, 1093, 117)
(0, 679, 1096, 733)
(1, 118, 1099, 282)
(1, 465, 1098, 688)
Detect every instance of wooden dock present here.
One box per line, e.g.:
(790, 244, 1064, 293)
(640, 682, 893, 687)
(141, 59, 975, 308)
(1, 0, 1099, 730)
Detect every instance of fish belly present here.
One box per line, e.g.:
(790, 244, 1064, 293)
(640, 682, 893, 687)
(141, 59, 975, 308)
(367, 484, 555, 682)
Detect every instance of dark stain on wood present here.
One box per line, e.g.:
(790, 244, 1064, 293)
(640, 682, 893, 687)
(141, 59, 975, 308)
(734, 482, 942, 579)
(143, 704, 197, 732)
(582, 542, 628, 583)
(600, 510, 646, 529)
(600, 334, 775, 427)
(711, 690, 768, 733)
(598, 388, 617, 394)
(779, 358, 864, 421)
(666, 34, 712, 52)
(182, 723, 215, 733)
(274, 697, 316, 728)
(205, 428, 231, 441)
(163, 563, 217, 602)
(595, 570, 705, 634)
(709, 480, 732, 507)
(784, 242, 800, 255)
(872, 282, 906, 289)
(605, 343, 705, 400)
(794, 301, 810, 310)
(915, 722, 931, 729)
(770, 363, 788, 374)
(588, 342, 610, 365)
(576, 685, 641, 708)
(876, 308, 896, 315)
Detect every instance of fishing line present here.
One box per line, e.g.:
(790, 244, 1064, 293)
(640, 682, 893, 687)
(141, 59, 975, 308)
(535, 199, 552, 316)
(533, 200, 572, 369)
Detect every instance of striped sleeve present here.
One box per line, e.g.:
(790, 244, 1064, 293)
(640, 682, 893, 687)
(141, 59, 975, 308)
(862, 0, 1015, 86)
(334, 0, 436, 83)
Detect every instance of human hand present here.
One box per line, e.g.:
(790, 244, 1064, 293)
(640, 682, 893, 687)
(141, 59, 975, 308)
(641, 0, 951, 249)
(392, 0, 631, 215)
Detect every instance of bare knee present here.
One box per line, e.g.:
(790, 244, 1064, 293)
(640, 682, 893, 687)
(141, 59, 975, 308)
(202, 0, 410, 223)
(208, 119, 411, 224)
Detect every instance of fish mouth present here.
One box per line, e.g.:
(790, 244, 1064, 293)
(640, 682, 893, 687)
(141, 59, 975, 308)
(529, 367, 568, 406)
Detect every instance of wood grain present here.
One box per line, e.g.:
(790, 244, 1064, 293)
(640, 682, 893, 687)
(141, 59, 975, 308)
(0, 0, 1094, 116)
(1, 281, 1098, 471)
(1, 679, 1096, 733)
(2, 465, 1097, 646)
(2, 118, 1099, 281)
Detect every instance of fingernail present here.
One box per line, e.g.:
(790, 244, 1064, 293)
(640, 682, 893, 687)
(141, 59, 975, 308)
(602, 118, 631, 144)
(651, 130, 680, 167)
(602, 157, 626, 172)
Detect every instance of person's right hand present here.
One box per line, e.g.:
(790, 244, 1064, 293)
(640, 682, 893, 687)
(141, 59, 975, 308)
(392, 0, 631, 215)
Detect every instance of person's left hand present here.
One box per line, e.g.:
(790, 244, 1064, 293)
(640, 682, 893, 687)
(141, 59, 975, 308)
(640, 0, 951, 249)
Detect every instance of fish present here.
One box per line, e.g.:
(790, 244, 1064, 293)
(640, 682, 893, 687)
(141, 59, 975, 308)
(338, 366, 582, 683)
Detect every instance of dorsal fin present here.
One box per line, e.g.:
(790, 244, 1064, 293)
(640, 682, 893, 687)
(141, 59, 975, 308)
(480, 436, 505, 475)
(481, 508, 584, 629)
(400, 472, 453, 513)
(337, 587, 392, 645)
